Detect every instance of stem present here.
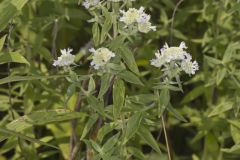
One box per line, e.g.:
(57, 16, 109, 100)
(69, 94, 82, 160)
(161, 116, 171, 160)
(6, 23, 14, 120)
(51, 19, 58, 59)
(70, 78, 89, 160)
(170, 0, 184, 45)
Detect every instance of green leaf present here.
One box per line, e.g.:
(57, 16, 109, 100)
(137, 126, 161, 154)
(204, 55, 222, 65)
(223, 42, 240, 63)
(128, 147, 145, 160)
(100, 7, 112, 43)
(173, 29, 187, 40)
(208, 101, 233, 117)
(102, 132, 120, 153)
(127, 94, 157, 105)
(158, 88, 170, 116)
(124, 112, 142, 143)
(66, 84, 76, 102)
(216, 68, 227, 86)
(87, 96, 106, 118)
(181, 85, 205, 104)
(93, 23, 100, 46)
(0, 35, 7, 51)
(88, 76, 96, 94)
(98, 73, 111, 98)
(118, 70, 143, 86)
(167, 104, 187, 122)
(0, 51, 29, 65)
(0, 0, 28, 31)
(0, 128, 58, 149)
(222, 144, 240, 153)
(159, 88, 170, 108)
(0, 75, 66, 85)
(80, 114, 99, 140)
(113, 79, 125, 119)
(6, 109, 87, 132)
(118, 46, 139, 75)
(89, 140, 102, 153)
(230, 124, 240, 144)
(97, 123, 116, 143)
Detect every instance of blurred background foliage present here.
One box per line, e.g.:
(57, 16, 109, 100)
(0, 0, 240, 160)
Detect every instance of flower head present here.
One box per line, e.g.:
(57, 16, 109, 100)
(151, 42, 199, 75)
(89, 48, 115, 70)
(120, 7, 156, 33)
(181, 60, 199, 75)
(53, 48, 75, 67)
(138, 21, 156, 33)
(83, 0, 100, 9)
(120, 8, 140, 25)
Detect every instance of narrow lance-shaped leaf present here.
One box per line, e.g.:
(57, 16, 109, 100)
(118, 70, 143, 86)
(7, 109, 87, 132)
(92, 23, 100, 46)
(97, 123, 116, 143)
(88, 76, 96, 95)
(113, 79, 125, 120)
(80, 114, 99, 140)
(208, 101, 233, 117)
(158, 88, 170, 116)
(118, 45, 139, 75)
(0, 35, 7, 51)
(98, 73, 111, 98)
(166, 103, 187, 122)
(223, 42, 240, 63)
(0, 0, 28, 31)
(137, 126, 161, 154)
(124, 112, 142, 144)
(87, 96, 106, 118)
(216, 68, 227, 86)
(100, 7, 112, 43)
(0, 51, 30, 65)
(0, 75, 67, 85)
(102, 132, 120, 153)
(181, 85, 205, 104)
(0, 128, 58, 149)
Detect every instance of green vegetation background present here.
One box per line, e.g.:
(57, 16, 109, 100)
(0, 0, 240, 160)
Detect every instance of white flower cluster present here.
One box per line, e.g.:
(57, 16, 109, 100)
(89, 47, 116, 70)
(82, 0, 100, 9)
(53, 48, 75, 67)
(120, 7, 156, 33)
(150, 42, 199, 75)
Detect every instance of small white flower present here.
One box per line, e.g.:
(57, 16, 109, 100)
(138, 22, 156, 33)
(120, 6, 156, 33)
(179, 41, 187, 49)
(150, 50, 165, 68)
(136, 9, 150, 24)
(53, 48, 75, 67)
(82, 0, 100, 9)
(181, 60, 199, 75)
(120, 8, 140, 25)
(90, 47, 115, 70)
(151, 42, 199, 75)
